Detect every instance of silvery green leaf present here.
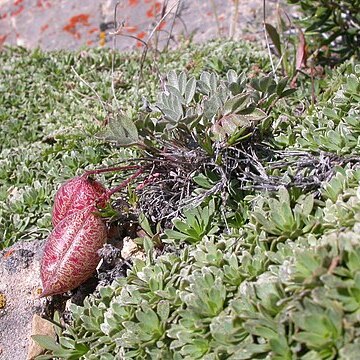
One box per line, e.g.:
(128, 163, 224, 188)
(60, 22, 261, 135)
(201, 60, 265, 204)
(35, 356, 59, 360)
(159, 92, 170, 108)
(163, 108, 180, 122)
(178, 71, 187, 94)
(165, 84, 184, 104)
(265, 23, 282, 56)
(209, 73, 218, 93)
(100, 354, 115, 360)
(278, 186, 290, 204)
(204, 95, 222, 121)
(301, 193, 314, 218)
(184, 77, 196, 104)
(224, 94, 249, 115)
(157, 300, 170, 322)
(346, 74, 359, 93)
(143, 236, 154, 257)
(59, 337, 76, 349)
(276, 77, 289, 95)
(218, 83, 230, 103)
(228, 82, 242, 95)
(31, 335, 62, 352)
(236, 108, 267, 121)
(167, 70, 179, 89)
(197, 80, 211, 95)
(170, 94, 183, 120)
(96, 113, 138, 146)
(227, 69, 238, 83)
(279, 88, 297, 98)
(200, 71, 211, 87)
(259, 76, 275, 92)
(138, 213, 153, 236)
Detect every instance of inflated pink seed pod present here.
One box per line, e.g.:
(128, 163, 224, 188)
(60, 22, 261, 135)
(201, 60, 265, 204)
(40, 206, 107, 297)
(52, 176, 107, 227)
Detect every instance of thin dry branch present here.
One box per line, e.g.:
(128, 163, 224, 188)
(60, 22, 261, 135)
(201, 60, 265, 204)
(263, 0, 277, 81)
(110, 0, 181, 103)
(70, 66, 107, 115)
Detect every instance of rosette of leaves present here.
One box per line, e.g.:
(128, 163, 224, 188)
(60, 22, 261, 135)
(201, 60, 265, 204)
(35, 180, 360, 359)
(251, 187, 323, 242)
(142, 69, 295, 147)
(277, 62, 360, 154)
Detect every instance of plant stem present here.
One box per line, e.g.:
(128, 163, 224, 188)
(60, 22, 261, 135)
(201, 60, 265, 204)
(83, 165, 141, 177)
(230, 0, 239, 39)
(210, 0, 222, 37)
(106, 168, 144, 198)
(263, 0, 277, 81)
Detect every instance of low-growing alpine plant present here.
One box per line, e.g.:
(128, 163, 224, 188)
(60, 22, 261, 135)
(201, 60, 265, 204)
(35, 208, 360, 359)
(3, 34, 359, 359)
(1, 40, 268, 249)
(31, 50, 360, 360)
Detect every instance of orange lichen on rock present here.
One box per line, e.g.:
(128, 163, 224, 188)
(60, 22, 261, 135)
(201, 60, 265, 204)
(88, 27, 98, 34)
(37, 0, 51, 9)
(136, 31, 146, 39)
(125, 25, 138, 33)
(0, 34, 7, 46)
(136, 31, 147, 48)
(156, 20, 166, 31)
(3, 249, 14, 258)
(40, 24, 49, 32)
(146, 2, 161, 18)
(11, 5, 24, 17)
(63, 14, 90, 39)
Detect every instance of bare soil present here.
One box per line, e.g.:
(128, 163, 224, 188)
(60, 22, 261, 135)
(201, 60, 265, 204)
(0, 240, 45, 360)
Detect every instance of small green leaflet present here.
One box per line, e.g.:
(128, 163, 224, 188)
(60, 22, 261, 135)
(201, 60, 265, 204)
(96, 113, 139, 146)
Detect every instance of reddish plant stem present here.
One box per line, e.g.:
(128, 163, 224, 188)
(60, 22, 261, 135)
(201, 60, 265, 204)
(83, 165, 141, 177)
(99, 168, 144, 203)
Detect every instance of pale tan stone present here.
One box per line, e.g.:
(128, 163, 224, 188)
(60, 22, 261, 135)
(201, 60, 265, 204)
(27, 314, 56, 360)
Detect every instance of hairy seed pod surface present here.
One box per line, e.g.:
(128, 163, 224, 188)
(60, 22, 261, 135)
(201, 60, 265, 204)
(52, 176, 107, 227)
(41, 206, 107, 297)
